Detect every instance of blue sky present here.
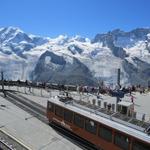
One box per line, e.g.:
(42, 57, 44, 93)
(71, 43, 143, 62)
(0, 0, 150, 38)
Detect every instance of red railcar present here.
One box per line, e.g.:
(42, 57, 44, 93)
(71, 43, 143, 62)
(46, 94, 150, 150)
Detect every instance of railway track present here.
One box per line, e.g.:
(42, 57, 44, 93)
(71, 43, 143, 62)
(5, 91, 48, 123)
(0, 140, 13, 150)
(0, 130, 29, 150)
(2, 91, 99, 150)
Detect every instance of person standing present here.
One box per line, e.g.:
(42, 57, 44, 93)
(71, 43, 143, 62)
(131, 95, 134, 103)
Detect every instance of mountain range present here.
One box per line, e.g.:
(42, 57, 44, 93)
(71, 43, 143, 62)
(0, 26, 150, 86)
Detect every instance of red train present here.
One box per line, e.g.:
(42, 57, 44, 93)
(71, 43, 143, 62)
(46, 93, 150, 150)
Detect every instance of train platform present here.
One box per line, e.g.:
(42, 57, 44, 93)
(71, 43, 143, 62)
(1, 85, 150, 150)
(0, 93, 82, 150)
(3, 85, 150, 121)
(7, 86, 150, 121)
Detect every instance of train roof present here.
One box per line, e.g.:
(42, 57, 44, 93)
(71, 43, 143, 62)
(48, 93, 150, 144)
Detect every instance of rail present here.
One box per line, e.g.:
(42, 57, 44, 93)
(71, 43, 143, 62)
(0, 130, 30, 150)
(0, 139, 13, 150)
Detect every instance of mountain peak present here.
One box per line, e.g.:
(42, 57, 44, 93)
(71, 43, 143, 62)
(6, 26, 23, 32)
(110, 29, 124, 35)
(0, 26, 24, 35)
(70, 35, 90, 43)
(0, 26, 49, 56)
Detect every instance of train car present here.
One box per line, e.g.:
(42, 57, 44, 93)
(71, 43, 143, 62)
(46, 92, 150, 150)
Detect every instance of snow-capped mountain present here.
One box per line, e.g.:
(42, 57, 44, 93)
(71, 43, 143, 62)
(92, 28, 150, 85)
(0, 27, 49, 56)
(0, 27, 49, 80)
(0, 26, 150, 86)
(31, 51, 95, 85)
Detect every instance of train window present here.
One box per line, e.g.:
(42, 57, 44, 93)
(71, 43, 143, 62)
(47, 102, 54, 112)
(64, 109, 73, 123)
(85, 119, 97, 134)
(74, 114, 84, 128)
(55, 105, 63, 118)
(98, 126, 112, 142)
(114, 132, 129, 150)
(132, 141, 150, 150)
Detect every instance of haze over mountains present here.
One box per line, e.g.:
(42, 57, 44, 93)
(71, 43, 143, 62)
(0, 27, 150, 86)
